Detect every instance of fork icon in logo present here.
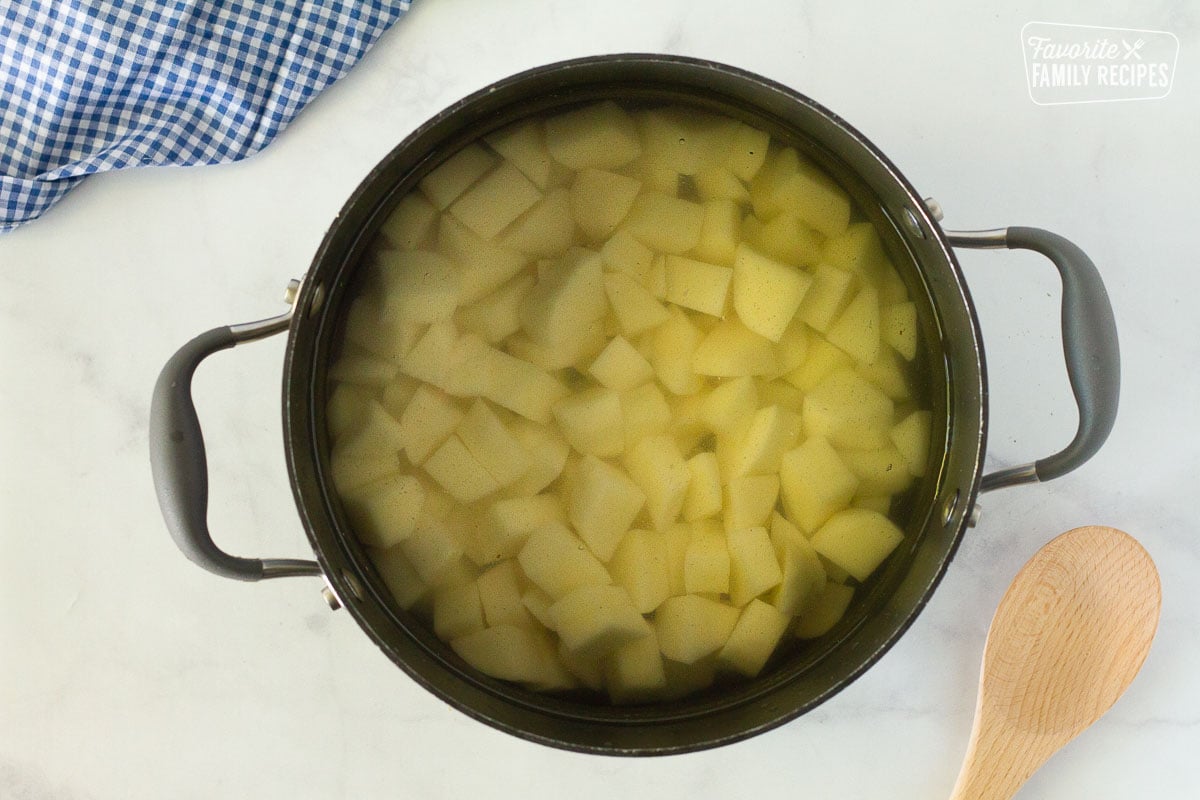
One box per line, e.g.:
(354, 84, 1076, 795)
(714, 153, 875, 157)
(1122, 38, 1145, 60)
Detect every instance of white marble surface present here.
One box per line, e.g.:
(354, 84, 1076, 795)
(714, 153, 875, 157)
(2, 1, 1198, 797)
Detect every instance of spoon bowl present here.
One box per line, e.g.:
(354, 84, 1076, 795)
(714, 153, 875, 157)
(950, 525, 1161, 799)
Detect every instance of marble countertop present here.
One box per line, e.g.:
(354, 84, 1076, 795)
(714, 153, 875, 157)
(2, 1, 1197, 797)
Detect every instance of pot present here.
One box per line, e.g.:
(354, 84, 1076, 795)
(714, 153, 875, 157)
(150, 54, 1119, 755)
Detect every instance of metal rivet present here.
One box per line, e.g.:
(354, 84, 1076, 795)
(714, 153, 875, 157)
(903, 208, 927, 239)
(943, 490, 961, 526)
(321, 583, 342, 611)
(967, 503, 982, 529)
(342, 568, 364, 602)
(308, 283, 327, 318)
(923, 197, 945, 222)
(283, 278, 302, 306)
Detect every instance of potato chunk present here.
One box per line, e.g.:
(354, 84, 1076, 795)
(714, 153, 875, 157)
(624, 435, 691, 531)
(553, 387, 624, 458)
(518, 522, 611, 599)
(549, 584, 650, 658)
(420, 144, 495, 209)
(654, 595, 740, 664)
(890, 410, 932, 477)
(664, 255, 733, 317)
(608, 529, 671, 613)
(717, 599, 790, 677)
(520, 249, 608, 346)
(732, 244, 813, 342)
(449, 161, 542, 240)
(544, 101, 641, 170)
(568, 455, 646, 562)
(779, 435, 859, 534)
(810, 509, 905, 582)
(727, 526, 783, 607)
(570, 168, 642, 241)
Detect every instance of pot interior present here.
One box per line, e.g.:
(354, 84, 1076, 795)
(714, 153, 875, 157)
(284, 55, 985, 754)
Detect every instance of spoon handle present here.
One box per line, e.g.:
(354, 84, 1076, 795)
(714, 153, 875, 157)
(949, 718, 1046, 800)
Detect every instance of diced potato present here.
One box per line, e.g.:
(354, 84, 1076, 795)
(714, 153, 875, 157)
(437, 215, 529, 305)
(379, 376, 421, 422)
(769, 512, 827, 616)
(521, 586, 556, 629)
(400, 514, 465, 585)
(588, 335, 654, 391)
(723, 122, 770, 182)
(485, 119, 553, 189)
(798, 264, 856, 333)
(469, 493, 562, 566)
(600, 229, 655, 284)
(326, 383, 374, 441)
(420, 144, 496, 209)
(624, 435, 691, 531)
(757, 378, 804, 412)
(568, 455, 646, 562)
(664, 255, 733, 317)
(330, 439, 399, 496)
(398, 320, 459, 388)
(694, 166, 751, 203)
(826, 284, 880, 365)
(662, 523, 694, 597)
(607, 632, 667, 702)
(400, 385, 464, 464)
(654, 595, 740, 664)
(608, 529, 670, 613)
(343, 295, 423, 364)
(329, 352, 398, 387)
(855, 494, 892, 515)
(636, 107, 732, 173)
(518, 521, 611, 599)
(840, 445, 914, 495)
(456, 400, 529, 487)
(802, 368, 894, 449)
(717, 599, 790, 677)
(823, 222, 887, 276)
(380, 191, 438, 250)
(433, 582, 486, 640)
(651, 307, 705, 395)
(500, 189, 575, 256)
(455, 273, 534, 344)
(570, 168, 642, 241)
(507, 320, 607, 372)
(732, 244, 813, 342)
(726, 405, 802, 476)
(890, 410, 932, 477)
(375, 250, 461, 324)
(769, 163, 852, 238)
(520, 249, 608, 346)
(423, 435, 500, 504)
(448, 161, 542, 240)
(549, 584, 650, 658)
(474, 346, 570, 425)
(659, 656, 718, 701)
(683, 527, 730, 594)
(724, 474, 780, 532)
(620, 383, 672, 451)
(794, 582, 855, 639)
(505, 419, 569, 496)
(682, 452, 723, 522)
(552, 387, 624, 458)
(476, 560, 534, 628)
(346, 473, 425, 548)
(558, 643, 605, 691)
(693, 319, 777, 377)
(646, 254, 668, 300)
(742, 213, 823, 268)
(882, 301, 918, 361)
(810, 509, 904, 582)
(700, 375, 758, 434)
(451, 625, 570, 687)
(603, 272, 670, 336)
(373, 544, 429, 609)
(692, 199, 741, 266)
(545, 101, 641, 171)
(779, 436, 859, 534)
(727, 526, 783, 607)
(857, 348, 911, 400)
(784, 335, 853, 392)
(625, 193, 705, 254)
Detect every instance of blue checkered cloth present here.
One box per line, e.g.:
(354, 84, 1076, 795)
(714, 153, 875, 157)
(0, 1, 412, 232)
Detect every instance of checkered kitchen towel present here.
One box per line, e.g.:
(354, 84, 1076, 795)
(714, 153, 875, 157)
(0, 1, 412, 232)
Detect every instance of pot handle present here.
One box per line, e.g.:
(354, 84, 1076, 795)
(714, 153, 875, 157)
(947, 226, 1120, 492)
(150, 310, 323, 581)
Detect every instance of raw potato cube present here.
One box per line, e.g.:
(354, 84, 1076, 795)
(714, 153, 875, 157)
(373, 544, 429, 609)
(608, 529, 671, 613)
(398, 320, 458, 388)
(347, 473, 425, 548)
(664, 255, 733, 317)
(857, 348, 911, 401)
(456, 273, 534, 344)
(723, 122, 771, 181)
(420, 144, 496, 209)
(758, 379, 804, 412)
(380, 192, 437, 250)
(506, 419, 570, 496)
(475, 346, 570, 425)
(433, 582, 486, 640)
(437, 216, 529, 304)
(456, 400, 529, 487)
(651, 308, 705, 395)
(717, 599, 790, 677)
(520, 249, 608, 346)
(798, 265, 856, 333)
(660, 656, 718, 701)
(683, 452, 723, 522)
(558, 643, 605, 691)
(329, 352, 397, 387)
(400, 515, 465, 584)
(784, 335, 853, 392)
(424, 435, 500, 504)
(624, 435, 691, 531)
(603, 272, 670, 336)
(684, 528, 730, 594)
(810, 509, 905, 582)
(507, 319, 607, 372)
(882, 301, 918, 361)
(500, 189, 575, 256)
(451, 625, 570, 687)
(485, 119, 553, 189)
(662, 523, 694, 597)
(568, 455, 646, 562)
(726, 405, 802, 476)
(771, 163, 852, 238)
(855, 494, 892, 515)
(692, 199, 741, 266)
(521, 587, 556, 629)
(742, 213, 823, 268)
(823, 222, 887, 276)
(826, 284, 881, 365)
(771, 318, 810, 379)
(570, 168, 642, 241)
(654, 595, 740, 664)
(545, 101, 641, 170)
(400, 386, 463, 464)
(343, 295, 423, 364)
(327, 383, 373, 441)
(803, 368, 893, 449)
(723, 474, 780, 532)
(727, 526, 783, 607)
(732, 244, 813, 342)
(449, 161, 542, 240)
(840, 445, 914, 495)
(695, 166, 750, 203)
(769, 512, 827, 616)
(553, 387, 624, 457)
(890, 410, 932, 476)
(477, 560, 534, 628)
(620, 383, 672, 451)
(549, 584, 650, 657)
(589, 335, 654, 390)
(626, 193, 705, 254)
(329, 440, 399, 496)
(601, 230, 656, 285)
(471, 494, 563, 565)
(646, 254, 668, 299)
(376, 250, 461, 324)
(779, 436, 859, 534)
(607, 632, 667, 702)
(701, 375, 758, 434)
(794, 582, 855, 639)
(693, 319, 778, 377)
(518, 522, 611, 599)
(636, 107, 731, 173)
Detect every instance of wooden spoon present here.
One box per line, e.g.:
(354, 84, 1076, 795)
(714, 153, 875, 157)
(950, 525, 1161, 799)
